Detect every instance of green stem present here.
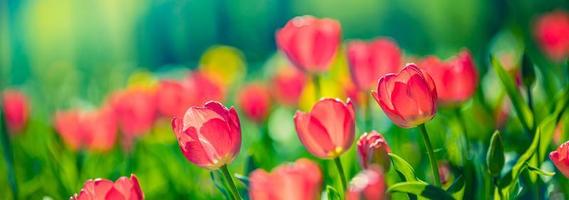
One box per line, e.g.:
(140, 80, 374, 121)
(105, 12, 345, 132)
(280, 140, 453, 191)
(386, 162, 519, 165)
(419, 124, 441, 186)
(365, 95, 372, 131)
(312, 74, 321, 102)
(493, 177, 502, 200)
(334, 157, 347, 193)
(220, 165, 241, 200)
(454, 108, 472, 160)
(0, 109, 18, 199)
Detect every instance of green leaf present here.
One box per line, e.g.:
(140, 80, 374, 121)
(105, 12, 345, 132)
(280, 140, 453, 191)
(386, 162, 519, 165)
(326, 185, 341, 200)
(526, 164, 555, 176)
(234, 174, 250, 186)
(209, 171, 230, 200)
(537, 116, 556, 163)
(446, 175, 465, 200)
(486, 130, 505, 176)
(388, 181, 454, 200)
(389, 153, 418, 182)
(490, 55, 534, 132)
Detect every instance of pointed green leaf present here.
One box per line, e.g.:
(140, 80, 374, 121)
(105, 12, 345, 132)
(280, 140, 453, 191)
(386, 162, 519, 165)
(446, 175, 465, 200)
(389, 153, 418, 181)
(526, 164, 555, 176)
(487, 130, 505, 176)
(388, 181, 454, 200)
(326, 185, 341, 200)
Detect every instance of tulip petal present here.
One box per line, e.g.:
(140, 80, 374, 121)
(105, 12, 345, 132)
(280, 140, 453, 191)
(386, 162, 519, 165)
(407, 75, 435, 115)
(390, 82, 417, 121)
(310, 99, 352, 148)
(294, 111, 329, 158)
(105, 188, 126, 200)
(182, 128, 214, 168)
(199, 118, 233, 159)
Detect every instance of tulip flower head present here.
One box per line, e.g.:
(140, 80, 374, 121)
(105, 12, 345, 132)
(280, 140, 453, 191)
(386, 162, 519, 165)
(276, 15, 342, 74)
(2, 89, 30, 134)
(172, 101, 241, 170)
(185, 71, 226, 105)
(419, 50, 478, 106)
(109, 88, 157, 137)
(372, 64, 437, 128)
(271, 66, 307, 106)
(550, 140, 569, 177)
(294, 98, 355, 159)
(346, 167, 386, 200)
(237, 83, 272, 123)
(347, 38, 402, 91)
(249, 158, 322, 200)
(357, 131, 391, 171)
(71, 174, 143, 200)
(54, 107, 117, 152)
(156, 80, 194, 118)
(534, 11, 569, 61)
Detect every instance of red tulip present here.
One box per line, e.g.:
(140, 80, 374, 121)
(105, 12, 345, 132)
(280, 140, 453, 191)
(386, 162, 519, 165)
(156, 80, 194, 118)
(346, 167, 386, 200)
(357, 131, 391, 171)
(171, 101, 241, 170)
(347, 38, 402, 91)
(271, 66, 307, 106)
(550, 140, 569, 177)
(419, 50, 478, 106)
(294, 98, 355, 159)
(109, 88, 157, 137)
(55, 109, 84, 150)
(534, 11, 569, 61)
(2, 89, 29, 134)
(276, 15, 342, 73)
(54, 107, 117, 152)
(372, 64, 437, 128)
(71, 174, 143, 200)
(237, 83, 272, 123)
(249, 158, 322, 200)
(185, 71, 225, 105)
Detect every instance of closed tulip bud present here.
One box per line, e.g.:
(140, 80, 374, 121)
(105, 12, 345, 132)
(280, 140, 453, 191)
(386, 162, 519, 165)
(236, 83, 272, 123)
(249, 158, 322, 200)
(276, 15, 341, 74)
(71, 174, 144, 200)
(521, 53, 536, 87)
(347, 38, 402, 91)
(346, 167, 386, 200)
(486, 131, 504, 176)
(534, 11, 569, 61)
(171, 101, 241, 170)
(372, 64, 437, 128)
(550, 140, 569, 177)
(294, 98, 355, 159)
(419, 50, 478, 106)
(271, 66, 307, 106)
(2, 89, 30, 134)
(357, 131, 391, 171)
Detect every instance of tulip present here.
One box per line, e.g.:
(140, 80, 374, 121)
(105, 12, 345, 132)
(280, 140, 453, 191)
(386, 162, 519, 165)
(271, 66, 307, 106)
(249, 158, 322, 200)
(156, 80, 194, 118)
(346, 167, 386, 200)
(276, 15, 342, 73)
(71, 174, 143, 200)
(347, 38, 402, 91)
(534, 11, 569, 61)
(55, 110, 85, 150)
(185, 71, 226, 105)
(236, 83, 271, 123)
(2, 89, 30, 134)
(372, 64, 437, 128)
(54, 107, 117, 152)
(419, 50, 478, 106)
(357, 131, 391, 171)
(550, 140, 569, 177)
(108, 88, 157, 138)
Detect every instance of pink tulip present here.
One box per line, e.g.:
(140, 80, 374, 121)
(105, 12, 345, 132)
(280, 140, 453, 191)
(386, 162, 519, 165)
(347, 38, 402, 91)
(109, 88, 157, 137)
(419, 50, 478, 106)
(236, 83, 272, 123)
(271, 66, 307, 106)
(156, 80, 194, 118)
(550, 140, 569, 177)
(534, 11, 569, 61)
(294, 98, 355, 159)
(171, 101, 241, 170)
(71, 174, 143, 200)
(357, 131, 391, 171)
(249, 158, 322, 200)
(185, 71, 226, 105)
(2, 89, 30, 134)
(276, 16, 342, 73)
(54, 107, 117, 152)
(55, 109, 84, 150)
(346, 167, 386, 200)
(372, 64, 437, 128)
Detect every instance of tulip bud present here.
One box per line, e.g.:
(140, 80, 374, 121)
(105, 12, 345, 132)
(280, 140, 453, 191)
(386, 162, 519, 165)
(346, 167, 386, 200)
(486, 131, 505, 176)
(71, 174, 144, 200)
(550, 140, 569, 177)
(2, 89, 30, 134)
(294, 98, 355, 159)
(357, 131, 391, 171)
(236, 83, 272, 123)
(521, 53, 536, 87)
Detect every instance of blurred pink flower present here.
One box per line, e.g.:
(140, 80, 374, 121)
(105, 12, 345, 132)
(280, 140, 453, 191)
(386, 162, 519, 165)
(534, 10, 569, 61)
(71, 174, 144, 200)
(156, 80, 194, 118)
(357, 131, 391, 171)
(2, 89, 30, 134)
(550, 140, 569, 177)
(271, 66, 306, 106)
(346, 167, 386, 200)
(54, 107, 117, 152)
(236, 83, 272, 123)
(185, 71, 226, 105)
(347, 38, 402, 91)
(108, 88, 157, 138)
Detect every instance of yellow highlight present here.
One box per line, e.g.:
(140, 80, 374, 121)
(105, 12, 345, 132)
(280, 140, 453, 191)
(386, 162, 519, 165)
(199, 45, 246, 87)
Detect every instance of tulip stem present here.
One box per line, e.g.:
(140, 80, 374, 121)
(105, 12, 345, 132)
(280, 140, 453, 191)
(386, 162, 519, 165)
(419, 124, 441, 187)
(312, 74, 321, 101)
(365, 95, 372, 131)
(0, 109, 18, 199)
(333, 157, 348, 193)
(220, 165, 241, 200)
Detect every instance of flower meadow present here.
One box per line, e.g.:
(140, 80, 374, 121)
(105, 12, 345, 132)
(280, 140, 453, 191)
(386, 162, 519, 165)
(1, 1, 569, 200)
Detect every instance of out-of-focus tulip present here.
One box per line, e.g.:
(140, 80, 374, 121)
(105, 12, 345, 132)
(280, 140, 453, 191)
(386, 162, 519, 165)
(171, 101, 241, 170)
(534, 11, 569, 61)
(71, 174, 143, 200)
(294, 98, 355, 159)
(249, 158, 322, 200)
(55, 109, 84, 150)
(357, 131, 391, 171)
(372, 64, 437, 128)
(419, 50, 478, 106)
(109, 88, 157, 138)
(54, 107, 117, 152)
(346, 167, 386, 200)
(276, 15, 342, 73)
(2, 90, 30, 134)
(156, 80, 193, 118)
(271, 67, 307, 106)
(236, 83, 271, 123)
(347, 38, 402, 91)
(438, 161, 451, 185)
(550, 140, 569, 177)
(185, 71, 225, 105)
